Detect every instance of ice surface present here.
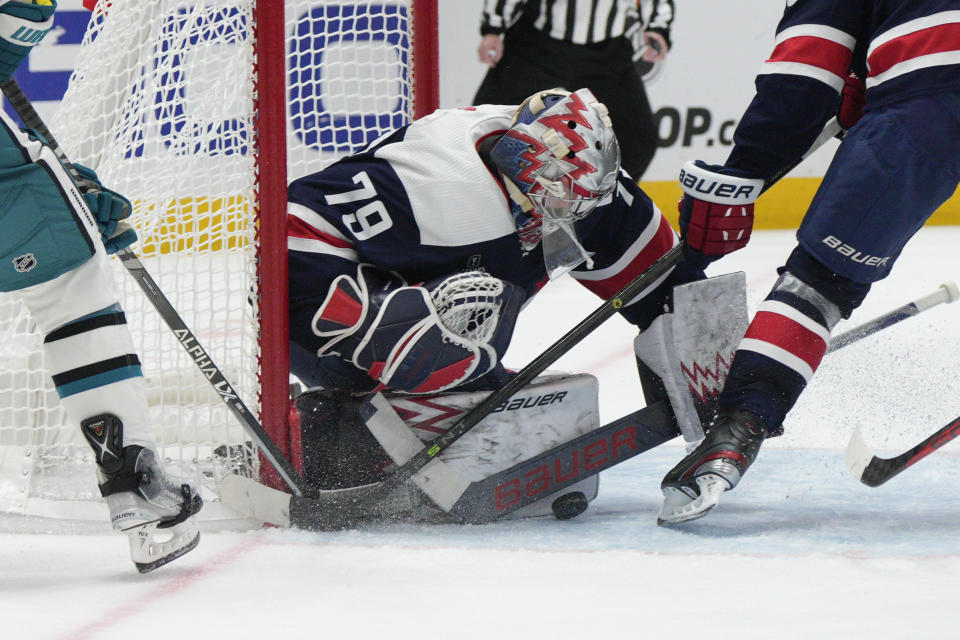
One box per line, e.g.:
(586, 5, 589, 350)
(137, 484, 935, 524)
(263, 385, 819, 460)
(3, 227, 960, 639)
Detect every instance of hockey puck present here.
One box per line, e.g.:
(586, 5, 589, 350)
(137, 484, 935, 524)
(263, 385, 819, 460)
(551, 491, 588, 520)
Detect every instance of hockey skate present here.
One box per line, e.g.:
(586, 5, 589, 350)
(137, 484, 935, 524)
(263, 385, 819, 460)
(657, 408, 766, 526)
(81, 414, 203, 572)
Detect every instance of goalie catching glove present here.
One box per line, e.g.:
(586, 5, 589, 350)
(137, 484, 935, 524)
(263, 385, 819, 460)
(313, 265, 525, 394)
(677, 161, 764, 269)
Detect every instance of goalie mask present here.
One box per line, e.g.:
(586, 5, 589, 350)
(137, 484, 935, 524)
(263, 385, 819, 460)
(490, 88, 621, 279)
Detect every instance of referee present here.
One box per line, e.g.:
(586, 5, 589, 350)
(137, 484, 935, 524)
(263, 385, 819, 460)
(474, 0, 674, 180)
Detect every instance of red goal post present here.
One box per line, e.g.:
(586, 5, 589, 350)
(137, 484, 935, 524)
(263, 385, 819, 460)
(257, 0, 439, 490)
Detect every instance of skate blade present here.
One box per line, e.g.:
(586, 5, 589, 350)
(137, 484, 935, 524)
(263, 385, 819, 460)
(129, 518, 201, 573)
(657, 474, 727, 526)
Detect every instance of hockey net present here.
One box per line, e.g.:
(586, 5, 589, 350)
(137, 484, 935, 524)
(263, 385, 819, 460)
(0, 0, 438, 523)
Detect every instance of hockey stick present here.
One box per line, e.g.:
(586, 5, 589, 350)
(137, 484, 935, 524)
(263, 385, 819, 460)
(847, 415, 960, 488)
(841, 285, 960, 486)
(827, 282, 959, 354)
(221, 400, 680, 528)
(0, 79, 309, 497)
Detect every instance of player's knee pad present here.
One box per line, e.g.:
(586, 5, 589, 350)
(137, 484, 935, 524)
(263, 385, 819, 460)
(14, 251, 121, 334)
(782, 246, 871, 319)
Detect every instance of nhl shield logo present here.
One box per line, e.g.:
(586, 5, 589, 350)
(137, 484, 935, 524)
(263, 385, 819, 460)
(13, 254, 37, 273)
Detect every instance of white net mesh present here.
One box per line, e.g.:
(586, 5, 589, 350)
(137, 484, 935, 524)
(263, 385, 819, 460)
(431, 272, 506, 345)
(0, 0, 423, 522)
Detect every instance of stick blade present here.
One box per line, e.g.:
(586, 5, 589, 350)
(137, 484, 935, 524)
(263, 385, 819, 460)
(220, 474, 292, 526)
(845, 426, 875, 483)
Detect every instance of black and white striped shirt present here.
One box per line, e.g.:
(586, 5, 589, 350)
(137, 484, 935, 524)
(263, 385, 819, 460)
(480, 0, 675, 48)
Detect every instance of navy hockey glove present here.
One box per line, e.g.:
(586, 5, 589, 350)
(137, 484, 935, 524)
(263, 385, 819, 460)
(73, 164, 138, 254)
(313, 266, 525, 394)
(837, 72, 866, 131)
(677, 160, 764, 269)
(0, 1, 56, 83)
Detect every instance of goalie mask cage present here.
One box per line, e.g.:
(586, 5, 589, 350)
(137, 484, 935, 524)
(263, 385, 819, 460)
(0, 0, 439, 523)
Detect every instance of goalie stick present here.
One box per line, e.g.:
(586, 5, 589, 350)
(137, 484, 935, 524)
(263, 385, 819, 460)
(221, 400, 680, 528)
(0, 79, 310, 497)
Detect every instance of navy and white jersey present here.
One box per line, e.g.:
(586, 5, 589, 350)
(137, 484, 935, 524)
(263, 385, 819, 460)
(287, 105, 678, 359)
(726, 0, 960, 180)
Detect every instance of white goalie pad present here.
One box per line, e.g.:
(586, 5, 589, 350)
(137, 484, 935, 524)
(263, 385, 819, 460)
(366, 373, 601, 519)
(635, 272, 748, 442)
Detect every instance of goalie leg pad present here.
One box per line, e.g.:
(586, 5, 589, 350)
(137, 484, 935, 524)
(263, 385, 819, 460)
(635, 272, 748, 442)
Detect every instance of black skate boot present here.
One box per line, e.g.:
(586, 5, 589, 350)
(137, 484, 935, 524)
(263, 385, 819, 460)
(657, 407, 767, 526)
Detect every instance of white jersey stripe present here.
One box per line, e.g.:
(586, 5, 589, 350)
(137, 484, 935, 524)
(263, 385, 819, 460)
(867, 51, 960, 88)
(288, 202, 350, 244)
(758, 61, 845, 91)
(571, 202, 668, 282)
(288, 237, 359, 261)
(774, 24, 857, 50)
(868, 11, 960, 55)
(738, 338, 815, 382)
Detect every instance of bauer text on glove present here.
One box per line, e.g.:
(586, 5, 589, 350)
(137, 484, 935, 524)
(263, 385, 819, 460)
(678, 160, 764, 263)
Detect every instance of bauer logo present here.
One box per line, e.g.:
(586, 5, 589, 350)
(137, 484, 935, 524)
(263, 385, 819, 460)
(490, 391, 567, 413)
(13, 253, 37, 273)
(679, 167, 757, 201)
(493, 424, 639, 511)
(822, 235, 891, 268)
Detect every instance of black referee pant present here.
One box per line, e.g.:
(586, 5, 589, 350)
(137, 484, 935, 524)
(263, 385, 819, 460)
(474, 21, 659, 180)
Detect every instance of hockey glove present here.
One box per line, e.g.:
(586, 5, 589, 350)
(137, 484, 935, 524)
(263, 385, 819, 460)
(73, 163, 138, 254)
(837, 72, 866, 131)
(0, 1, 56, 83)
(313, 265, 525, 394)
(677, 160, 764, 269)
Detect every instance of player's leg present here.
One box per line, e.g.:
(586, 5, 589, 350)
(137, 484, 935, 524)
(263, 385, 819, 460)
(659, 92, 960, 524)
(0, 111, 201, 571)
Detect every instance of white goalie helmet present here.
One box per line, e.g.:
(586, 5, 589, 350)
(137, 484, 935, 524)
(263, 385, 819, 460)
(490, 88, 621, 279)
